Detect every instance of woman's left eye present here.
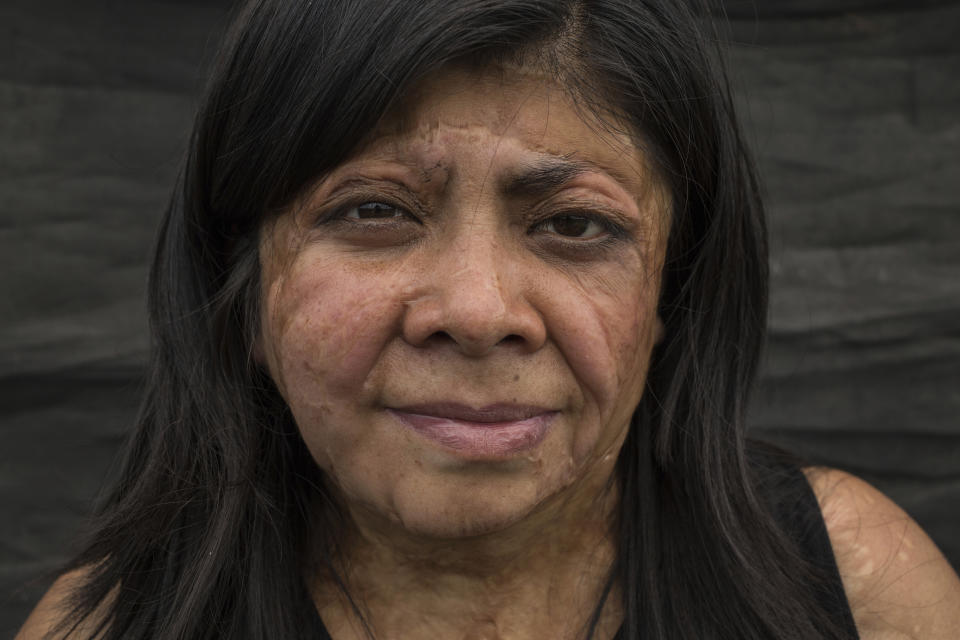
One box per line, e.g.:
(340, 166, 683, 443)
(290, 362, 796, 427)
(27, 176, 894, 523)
(537, 214, 607, 240)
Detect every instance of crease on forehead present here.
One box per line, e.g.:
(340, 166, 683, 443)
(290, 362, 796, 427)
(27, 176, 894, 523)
(349, 117, 659, 213)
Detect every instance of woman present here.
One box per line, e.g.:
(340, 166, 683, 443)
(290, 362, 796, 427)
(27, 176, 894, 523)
(17, 0, 960, 638)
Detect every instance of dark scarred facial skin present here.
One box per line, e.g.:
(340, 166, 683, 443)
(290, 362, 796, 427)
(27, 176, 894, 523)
(257, 65, 670, 542)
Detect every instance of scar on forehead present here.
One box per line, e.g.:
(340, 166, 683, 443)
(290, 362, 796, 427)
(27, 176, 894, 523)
(419, 159, 446, 184)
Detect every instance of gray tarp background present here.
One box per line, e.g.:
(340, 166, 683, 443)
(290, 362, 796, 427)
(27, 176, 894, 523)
(2, 0, 958, 633)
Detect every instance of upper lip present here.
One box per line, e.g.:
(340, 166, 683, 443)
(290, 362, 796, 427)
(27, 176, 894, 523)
(389, 402, 554, 423)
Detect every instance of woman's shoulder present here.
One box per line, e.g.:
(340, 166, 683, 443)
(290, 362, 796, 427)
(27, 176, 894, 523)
(15, 567, 110, 640)
(803, 466, 960, 639)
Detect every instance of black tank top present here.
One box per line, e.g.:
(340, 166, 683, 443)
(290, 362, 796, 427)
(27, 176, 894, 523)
(745, 444, 861, 639)
(309, 447, 860, 639)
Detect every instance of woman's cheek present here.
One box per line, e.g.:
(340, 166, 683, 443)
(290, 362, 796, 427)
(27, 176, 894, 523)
(265, 260, 403, 403)
(552, 274, 651, 401)
(549, 277, 659, 460)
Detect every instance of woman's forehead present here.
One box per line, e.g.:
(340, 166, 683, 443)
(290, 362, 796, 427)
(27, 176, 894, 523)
(333, 66, 659, 203)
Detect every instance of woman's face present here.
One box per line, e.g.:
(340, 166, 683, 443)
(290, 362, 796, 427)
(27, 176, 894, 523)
(258, 66, 670, 538)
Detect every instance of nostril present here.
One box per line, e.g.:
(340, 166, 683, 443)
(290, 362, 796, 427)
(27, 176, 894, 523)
(421, 331, 525, 352)
(401, 292, 547, 354)
(424, 330, 457, 346)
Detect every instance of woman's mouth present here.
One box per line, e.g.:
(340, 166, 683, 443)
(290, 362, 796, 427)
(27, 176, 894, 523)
(387, 403, 556, 458)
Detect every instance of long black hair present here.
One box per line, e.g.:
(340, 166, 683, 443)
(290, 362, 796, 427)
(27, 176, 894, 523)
(57, 1, 849, 638)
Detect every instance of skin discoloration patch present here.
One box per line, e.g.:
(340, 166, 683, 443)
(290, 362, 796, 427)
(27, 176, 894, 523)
(805, 468, 960, 640)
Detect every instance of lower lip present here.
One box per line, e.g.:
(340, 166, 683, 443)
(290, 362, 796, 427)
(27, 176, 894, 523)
(388, 410, 555, 458)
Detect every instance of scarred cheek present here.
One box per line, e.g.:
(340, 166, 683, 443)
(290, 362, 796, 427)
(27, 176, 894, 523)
(610, 298, 654, 384)
(264, 261, 404, 402)
(558, 283, 656, 406)
(548, 274, 659, 461)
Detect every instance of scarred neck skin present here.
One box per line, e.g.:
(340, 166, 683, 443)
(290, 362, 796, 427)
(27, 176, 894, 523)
(309, 448, 625, 640)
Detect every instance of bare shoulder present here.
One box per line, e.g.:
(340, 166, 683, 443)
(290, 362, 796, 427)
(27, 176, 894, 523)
(803, 467, 960, 639)
(15, 567, 108, 640)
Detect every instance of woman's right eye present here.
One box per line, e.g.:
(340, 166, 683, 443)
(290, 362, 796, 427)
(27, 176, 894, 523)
(343, 202, 406, 220)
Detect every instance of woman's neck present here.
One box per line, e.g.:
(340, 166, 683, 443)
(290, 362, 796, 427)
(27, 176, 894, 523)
(310, 473, 623, 640)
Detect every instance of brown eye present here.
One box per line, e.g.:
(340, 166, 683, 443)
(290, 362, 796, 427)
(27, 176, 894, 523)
(346, 202, 405, 220)
(542, 214, 604, 239)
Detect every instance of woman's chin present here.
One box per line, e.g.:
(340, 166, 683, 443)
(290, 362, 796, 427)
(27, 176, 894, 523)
(357, 474, 563, 542)
(394, 505, 533, 540)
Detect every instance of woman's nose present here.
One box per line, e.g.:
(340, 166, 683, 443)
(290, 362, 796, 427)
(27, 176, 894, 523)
(401, 232, 547, 357)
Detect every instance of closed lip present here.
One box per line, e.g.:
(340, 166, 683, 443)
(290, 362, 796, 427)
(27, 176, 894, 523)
(389, 402, 555, 423)
(387, 402, 557, 457)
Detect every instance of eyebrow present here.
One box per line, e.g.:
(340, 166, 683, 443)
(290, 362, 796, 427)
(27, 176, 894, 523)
(499, 156, 591, 199)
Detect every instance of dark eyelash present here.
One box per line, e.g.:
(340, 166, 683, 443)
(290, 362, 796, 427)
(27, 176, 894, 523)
(531, 211, 631, 241)
(315, 199, 419, 227)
